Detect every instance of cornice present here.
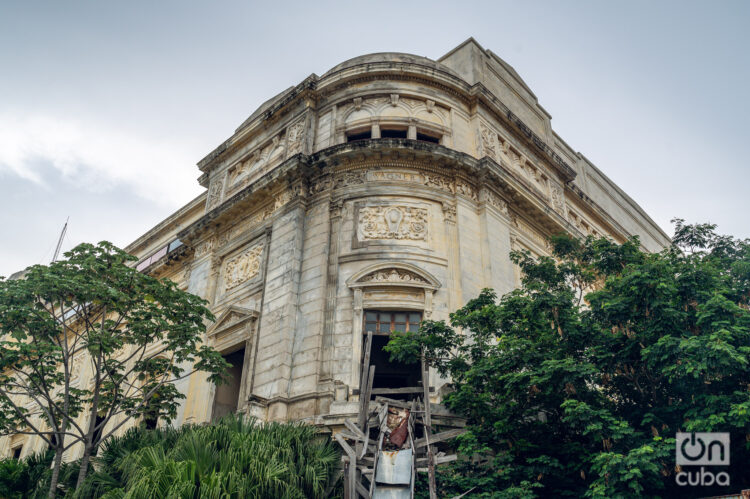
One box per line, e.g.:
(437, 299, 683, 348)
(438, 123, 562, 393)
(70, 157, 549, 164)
(178, 140, 628, 249)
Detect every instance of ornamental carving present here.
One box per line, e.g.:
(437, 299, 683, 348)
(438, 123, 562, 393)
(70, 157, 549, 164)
(455, 179, 478, 201)
(286, 119, 306, 156)
(358, 206, 428, 241)
(479, 122, 498, 160)
(481, 189, 509, 216)
(195, 238, 214, 258)
(550, 183, 566, 215)
(334, 172, 365, 189)
(206, 175, 224, 211)
(360, 268, 429, 285)
(223, 244, 264, 291)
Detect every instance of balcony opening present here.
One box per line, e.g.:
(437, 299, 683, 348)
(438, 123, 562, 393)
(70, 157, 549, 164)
(346, 129, 371, 142)
(212, 347, 245, 422)
(380, 128, 408, 139)
(416, 131, 440, 144)
(363, 310, 422, 400)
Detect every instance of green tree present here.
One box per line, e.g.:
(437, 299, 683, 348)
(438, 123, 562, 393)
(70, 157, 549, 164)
(387, 221, 750, 497)
(0, 242, 228, 497)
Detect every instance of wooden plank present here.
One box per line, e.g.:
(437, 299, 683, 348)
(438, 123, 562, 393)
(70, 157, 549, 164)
(416, 454, 458, 466)
(345, 420, 367, 441)
(374, 396, 414, 409)
(422, 354, 437, 499)
(356, 480, 371, 498)
(414, 428, 467, 449)
(336, 433, 357, 499)
(370, 386, 435, 395)
(358, 365, 375, 430)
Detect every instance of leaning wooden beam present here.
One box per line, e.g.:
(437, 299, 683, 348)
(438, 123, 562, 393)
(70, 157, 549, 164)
(422, 354, 438, 499)
(358, 365, 375, 431)
(370, 386, 434, 395)
(355, 480, 371, 499)
(414, 428, 467, 448)
(335, 433, 357, 499)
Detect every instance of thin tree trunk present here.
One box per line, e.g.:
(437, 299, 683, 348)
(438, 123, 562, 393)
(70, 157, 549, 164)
(76, 404, 97, 489)
(75, 443, 93, 490)
(48, 446, 63, 499)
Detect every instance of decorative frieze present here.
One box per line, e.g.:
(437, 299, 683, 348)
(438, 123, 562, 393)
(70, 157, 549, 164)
(512, 216, 550, 251)
(360, 268, 429, 285)
(334, 172, 365, 189)
(195, 238, 215, 258)
(479, 121, 550, 198)
(358, 206, 428, 241)
(480, 189, 509, 216)
(223, 244, 264, 291)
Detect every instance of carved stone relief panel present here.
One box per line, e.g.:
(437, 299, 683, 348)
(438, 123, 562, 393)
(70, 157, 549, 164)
(222, 243, 264, 292)
(358, 205, 428, 241)
(205, 174, 225, 212)
(285, 118, 306, 157)
(550, 182, 567, 216)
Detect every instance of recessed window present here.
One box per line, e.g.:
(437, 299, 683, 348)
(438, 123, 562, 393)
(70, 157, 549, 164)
(346, 130, 371, 142)
(380, 128, 408, 139)
(416, 132, 440, 144)
(364, 310, 422, 335)
(11, 446, 22, 460)
(363, 310, 423, 395)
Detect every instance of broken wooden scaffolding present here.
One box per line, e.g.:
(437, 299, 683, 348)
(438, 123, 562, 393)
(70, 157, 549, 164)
(335, 332, 466, 498)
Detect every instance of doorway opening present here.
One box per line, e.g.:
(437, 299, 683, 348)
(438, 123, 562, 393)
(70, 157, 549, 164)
(212, 348, 245, 422)
(363, 310, 422, 399)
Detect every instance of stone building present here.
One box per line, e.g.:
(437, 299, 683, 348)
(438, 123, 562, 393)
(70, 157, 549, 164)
(2, 38, 669, 459)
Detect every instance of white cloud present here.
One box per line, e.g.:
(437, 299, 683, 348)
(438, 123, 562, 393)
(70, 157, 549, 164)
(0, 113, 203, 207)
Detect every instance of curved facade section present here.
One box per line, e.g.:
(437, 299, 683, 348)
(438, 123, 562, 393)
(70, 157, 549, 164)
(1, 38, 671, 460)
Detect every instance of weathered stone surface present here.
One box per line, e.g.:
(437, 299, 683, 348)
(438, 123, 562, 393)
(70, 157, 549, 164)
(2, 39, 673, 460)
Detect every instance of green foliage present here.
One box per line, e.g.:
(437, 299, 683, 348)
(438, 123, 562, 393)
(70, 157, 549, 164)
(0, 450, 80, 499)
(387, 223, 750, 497)
(0, 241, 229, 493)
(72, 415, 341, 498)
(0, 416, 341, 498)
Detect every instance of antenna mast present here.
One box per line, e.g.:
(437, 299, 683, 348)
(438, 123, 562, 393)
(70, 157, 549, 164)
(52, 217, 69, 263)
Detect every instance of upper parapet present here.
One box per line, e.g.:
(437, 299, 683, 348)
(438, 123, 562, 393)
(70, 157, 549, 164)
(192, 38, 670, 251)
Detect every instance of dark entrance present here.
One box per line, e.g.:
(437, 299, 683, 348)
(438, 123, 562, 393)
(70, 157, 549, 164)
(363, 311, 422, 396)
(211, 348, 245, 422)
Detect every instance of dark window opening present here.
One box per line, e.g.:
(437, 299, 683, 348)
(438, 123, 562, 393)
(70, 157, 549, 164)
(92, 414, 106, 445)
(143, 411, 159, 430)
(416, 132, 440, 144)
(11, 446, 22, 460)
(380, 128, 408, 139)
(363, 311, 422, 398)
(346, 130, 371, 142)
(47, 433, 58, 452)
(212, 348, 245, 422)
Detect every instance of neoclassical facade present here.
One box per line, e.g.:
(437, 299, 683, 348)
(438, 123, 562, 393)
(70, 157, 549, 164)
(3, 38, 670, 459)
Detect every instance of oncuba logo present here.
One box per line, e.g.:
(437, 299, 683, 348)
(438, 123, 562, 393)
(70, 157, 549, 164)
(675, 432, 730, 487)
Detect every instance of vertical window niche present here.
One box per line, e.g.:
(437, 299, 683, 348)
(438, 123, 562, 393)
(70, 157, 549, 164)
(211, 347, 246, 422)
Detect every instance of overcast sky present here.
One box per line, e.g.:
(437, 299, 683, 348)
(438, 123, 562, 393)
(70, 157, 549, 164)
(1, 0, 748, 276)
